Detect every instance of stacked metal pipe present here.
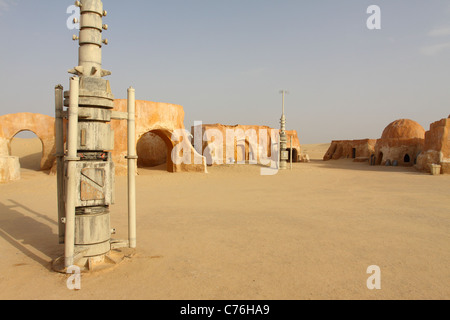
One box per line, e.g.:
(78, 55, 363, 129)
(55, 0, 137, 271)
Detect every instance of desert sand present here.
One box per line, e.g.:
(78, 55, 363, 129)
(0, 139, 449, 300)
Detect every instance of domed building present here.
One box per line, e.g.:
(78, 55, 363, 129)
(373, 119, 425, 166)
(380, 119, 425, 140)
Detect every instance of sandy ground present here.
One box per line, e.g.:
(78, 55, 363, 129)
(0, 139, 449, 300)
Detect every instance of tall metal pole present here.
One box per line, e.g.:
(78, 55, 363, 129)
(55, 85, 65, 244)
(53, 0, 135, 272)
(127, 87, 137, 249)
(65, 76, 80, 268)
(279, 90, 289, 170)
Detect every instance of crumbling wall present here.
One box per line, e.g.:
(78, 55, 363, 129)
(323, 139, 377, 161)
(324, 119, 427, 167)
(416, 117, 450, 174)
(374, 138, 424, 166)
(0, 101, 206, 180)
(111, 99, 206, 174)
(0, 156, 20, 184)
(0, 113, 55, 171)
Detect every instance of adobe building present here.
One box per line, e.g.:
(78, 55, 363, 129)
(0, 100, 206, 183)
(324, 119, 426, 166)
(191, 123, 302, 166)
(416, 115, 450, 174)
(374, 119, 425, 166)
(0, 113, 56, 183)
(111, 99, 206, 174)
(323, 117, 450, 174)
(323, 139, 377, 162)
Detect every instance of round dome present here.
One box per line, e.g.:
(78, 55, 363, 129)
(381, 119, 425, 140)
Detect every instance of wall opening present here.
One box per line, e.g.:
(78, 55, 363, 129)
(137, 130, 173, 172)
(10, 130, 43, 171)
(236, 141, 246, 163)
(376, 152, 383, 165)
(404, 154, 411, 163)
(352, 148, 356, 159)
(287, 148, 298, 163)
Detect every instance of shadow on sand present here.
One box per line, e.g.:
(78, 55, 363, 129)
(311, 159, 427, 176)
(17, 152, 42, 171)
(0, 199, 60, 269)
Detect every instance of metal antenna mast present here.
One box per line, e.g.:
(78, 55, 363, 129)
(279, 90, 289, 170)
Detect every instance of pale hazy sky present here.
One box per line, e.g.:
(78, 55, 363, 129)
(0, 0, 449, 143)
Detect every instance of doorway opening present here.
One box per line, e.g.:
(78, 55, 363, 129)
(376, 152, 383, 165)
(404, 154, 411, 163)
(136, 130, 175, 173)
(287, 148, 298, 163)
(10, 130, 43, 171)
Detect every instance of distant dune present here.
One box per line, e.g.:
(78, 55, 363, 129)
(302, 143, 330, 160)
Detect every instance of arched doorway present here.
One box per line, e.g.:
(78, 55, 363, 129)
(404, 154, 411, 164)
(136, 129, 174, 173)
(376, 152, 383, 165)
(10, 130, 43, 171)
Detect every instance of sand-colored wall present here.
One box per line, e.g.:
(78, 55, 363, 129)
(323, 137, 424, 166)
(323, 139, 377, 161)
(0, 113, 55, 171)
(323, 119, 430, 168)
(0, 101, 206, 178)
(374, 138, 424, 166)
(111, 99, 206, 174)
(0, 156, 20, 183)
(416, 117, 450, 174)
(192, 124, 301, 165)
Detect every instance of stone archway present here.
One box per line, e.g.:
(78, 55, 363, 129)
(136, 129, 175, 172)
(111, 99, 206, 175)
(0, 113, 55, 171)
(10, 130, 43, 171)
